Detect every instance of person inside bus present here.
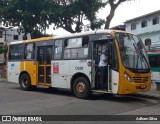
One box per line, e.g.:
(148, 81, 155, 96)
(98, 50, 108, 90)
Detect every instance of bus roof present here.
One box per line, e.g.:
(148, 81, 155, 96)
(10, 37, 54, 45)
(9, 29, 127, 45)
(53, 29, 128, 39)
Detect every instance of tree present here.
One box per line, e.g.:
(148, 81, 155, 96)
(104, 0, 133, 29)
(0, 0, 135, 37)
(0, 0, 52, 38)
(0, 0, 106, 37)
(48, 0, 106, 33)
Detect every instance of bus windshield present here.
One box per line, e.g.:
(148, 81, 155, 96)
(116, 33, 150, 70)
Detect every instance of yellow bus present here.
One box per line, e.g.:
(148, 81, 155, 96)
(7, 30, 151, 98)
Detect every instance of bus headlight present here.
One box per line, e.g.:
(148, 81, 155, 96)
(124, 71, 133, 82)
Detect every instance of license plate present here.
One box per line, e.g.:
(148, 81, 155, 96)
(140, 84, 146, 89)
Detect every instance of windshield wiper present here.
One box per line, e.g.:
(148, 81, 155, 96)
(139, 49, 150, 68)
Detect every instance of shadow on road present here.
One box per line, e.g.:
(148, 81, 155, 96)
(10, 84, 159, 105)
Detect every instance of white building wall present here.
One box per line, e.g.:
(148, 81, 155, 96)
(126, 14, 160, 34)
(125, 11, 160, 51)
(0, 26, 31, 62)
(5, 28, 31, 44)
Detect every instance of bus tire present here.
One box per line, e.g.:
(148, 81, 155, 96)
(19, 73, 32, 91)
(73, 77, 91, 99)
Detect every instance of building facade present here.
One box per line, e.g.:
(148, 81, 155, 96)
(0, 27, 31, 45)
(0, 26, 31, 63)
(125, 10, 160, 51)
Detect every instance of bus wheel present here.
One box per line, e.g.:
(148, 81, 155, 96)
(73, 77, 90, 99)
(19, 73, 31, 91)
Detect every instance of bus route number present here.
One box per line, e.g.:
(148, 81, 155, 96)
(75, 66, 83, 70)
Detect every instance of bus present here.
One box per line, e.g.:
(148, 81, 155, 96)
(7, 30, 151, 98)
(148, 51, 160, 83)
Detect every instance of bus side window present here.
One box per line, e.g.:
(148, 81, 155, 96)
(54, 40, 62, 59)
(64, 36, 89, 59)
(24, 43, 35, 60)
(9, 44, 23, 61)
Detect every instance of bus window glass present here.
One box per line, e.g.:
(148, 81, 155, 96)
(116, 33, 149, 69)
(9, 44, 23, 60)
(64, 37, 89, 59)
(66, 38, 82, 48)
(24, 43, 35, 60)
(112, 42, 119, 70)
(54, 40, 62, 59)
(39, 48, 44, 64)
(46, 47, 52, 64)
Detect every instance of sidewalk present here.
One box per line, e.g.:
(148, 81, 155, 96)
(0, 77, 160, 99)
(0, 77, 6, 82)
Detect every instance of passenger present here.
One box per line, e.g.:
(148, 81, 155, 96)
(98, 50, 108, 90)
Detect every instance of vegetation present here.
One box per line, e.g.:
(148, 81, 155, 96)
(0, 0, 134, 38)
(105, 0, 133, 29)
(0, 45, 8, 54)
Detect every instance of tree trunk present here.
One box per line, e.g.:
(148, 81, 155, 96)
(104, 7, 116, 29)
(104, 0, 127, 29)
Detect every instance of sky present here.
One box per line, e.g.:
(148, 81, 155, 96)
(105, 0, 160, 27)
(47, 0, 160, 35)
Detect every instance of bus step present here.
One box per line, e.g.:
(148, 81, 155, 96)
(37, 85, 50, 88)
(91, 90, 112, 93)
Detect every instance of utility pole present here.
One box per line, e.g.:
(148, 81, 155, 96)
(3, 27, 12, 64)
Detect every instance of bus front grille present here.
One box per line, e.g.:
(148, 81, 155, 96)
(133, 77, 149, 83)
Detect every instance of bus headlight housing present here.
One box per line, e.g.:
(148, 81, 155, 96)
(124, 71, 133, 82)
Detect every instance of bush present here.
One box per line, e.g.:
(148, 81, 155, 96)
(0, 45, 8, 54)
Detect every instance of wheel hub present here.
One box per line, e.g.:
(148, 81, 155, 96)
(22, 78, 28, 87)
(76, 82, 86, 94)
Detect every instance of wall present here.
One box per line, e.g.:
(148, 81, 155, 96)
(125, 12, 160, 51)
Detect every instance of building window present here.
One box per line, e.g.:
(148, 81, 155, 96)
(152, 17, 159, 25)
(145, 38, 151, 46)
(0, 31, 3, 38)
(13, 35, 19, 40)
(141, 20, 147, 28)
(23, 35, 27, 40)
(131, 23, 136, 30)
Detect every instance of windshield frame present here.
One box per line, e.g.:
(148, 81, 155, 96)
(115, 32, 150, 73)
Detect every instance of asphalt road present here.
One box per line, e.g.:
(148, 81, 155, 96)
(0, 81, 160, 124)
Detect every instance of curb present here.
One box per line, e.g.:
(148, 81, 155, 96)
(131, 93, 160, 100)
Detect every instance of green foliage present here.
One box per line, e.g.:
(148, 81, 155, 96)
(0, 0, 133, 37)
(0, 45, 8, 54)
(0, 0, 106, 37)
(105, 0, 133, 29)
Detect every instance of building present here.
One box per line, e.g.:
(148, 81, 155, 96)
(0, 26, 31, 45)
(0, 26, 31, 63)
(125, 10, 160, 51)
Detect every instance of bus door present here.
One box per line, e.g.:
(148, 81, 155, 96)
(37, 46, 52, 86)
(107, 41, 113, 91)
(91, 40, 113, 91)
(108, 40, 119, 94)
(91, 42, 100, 89)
